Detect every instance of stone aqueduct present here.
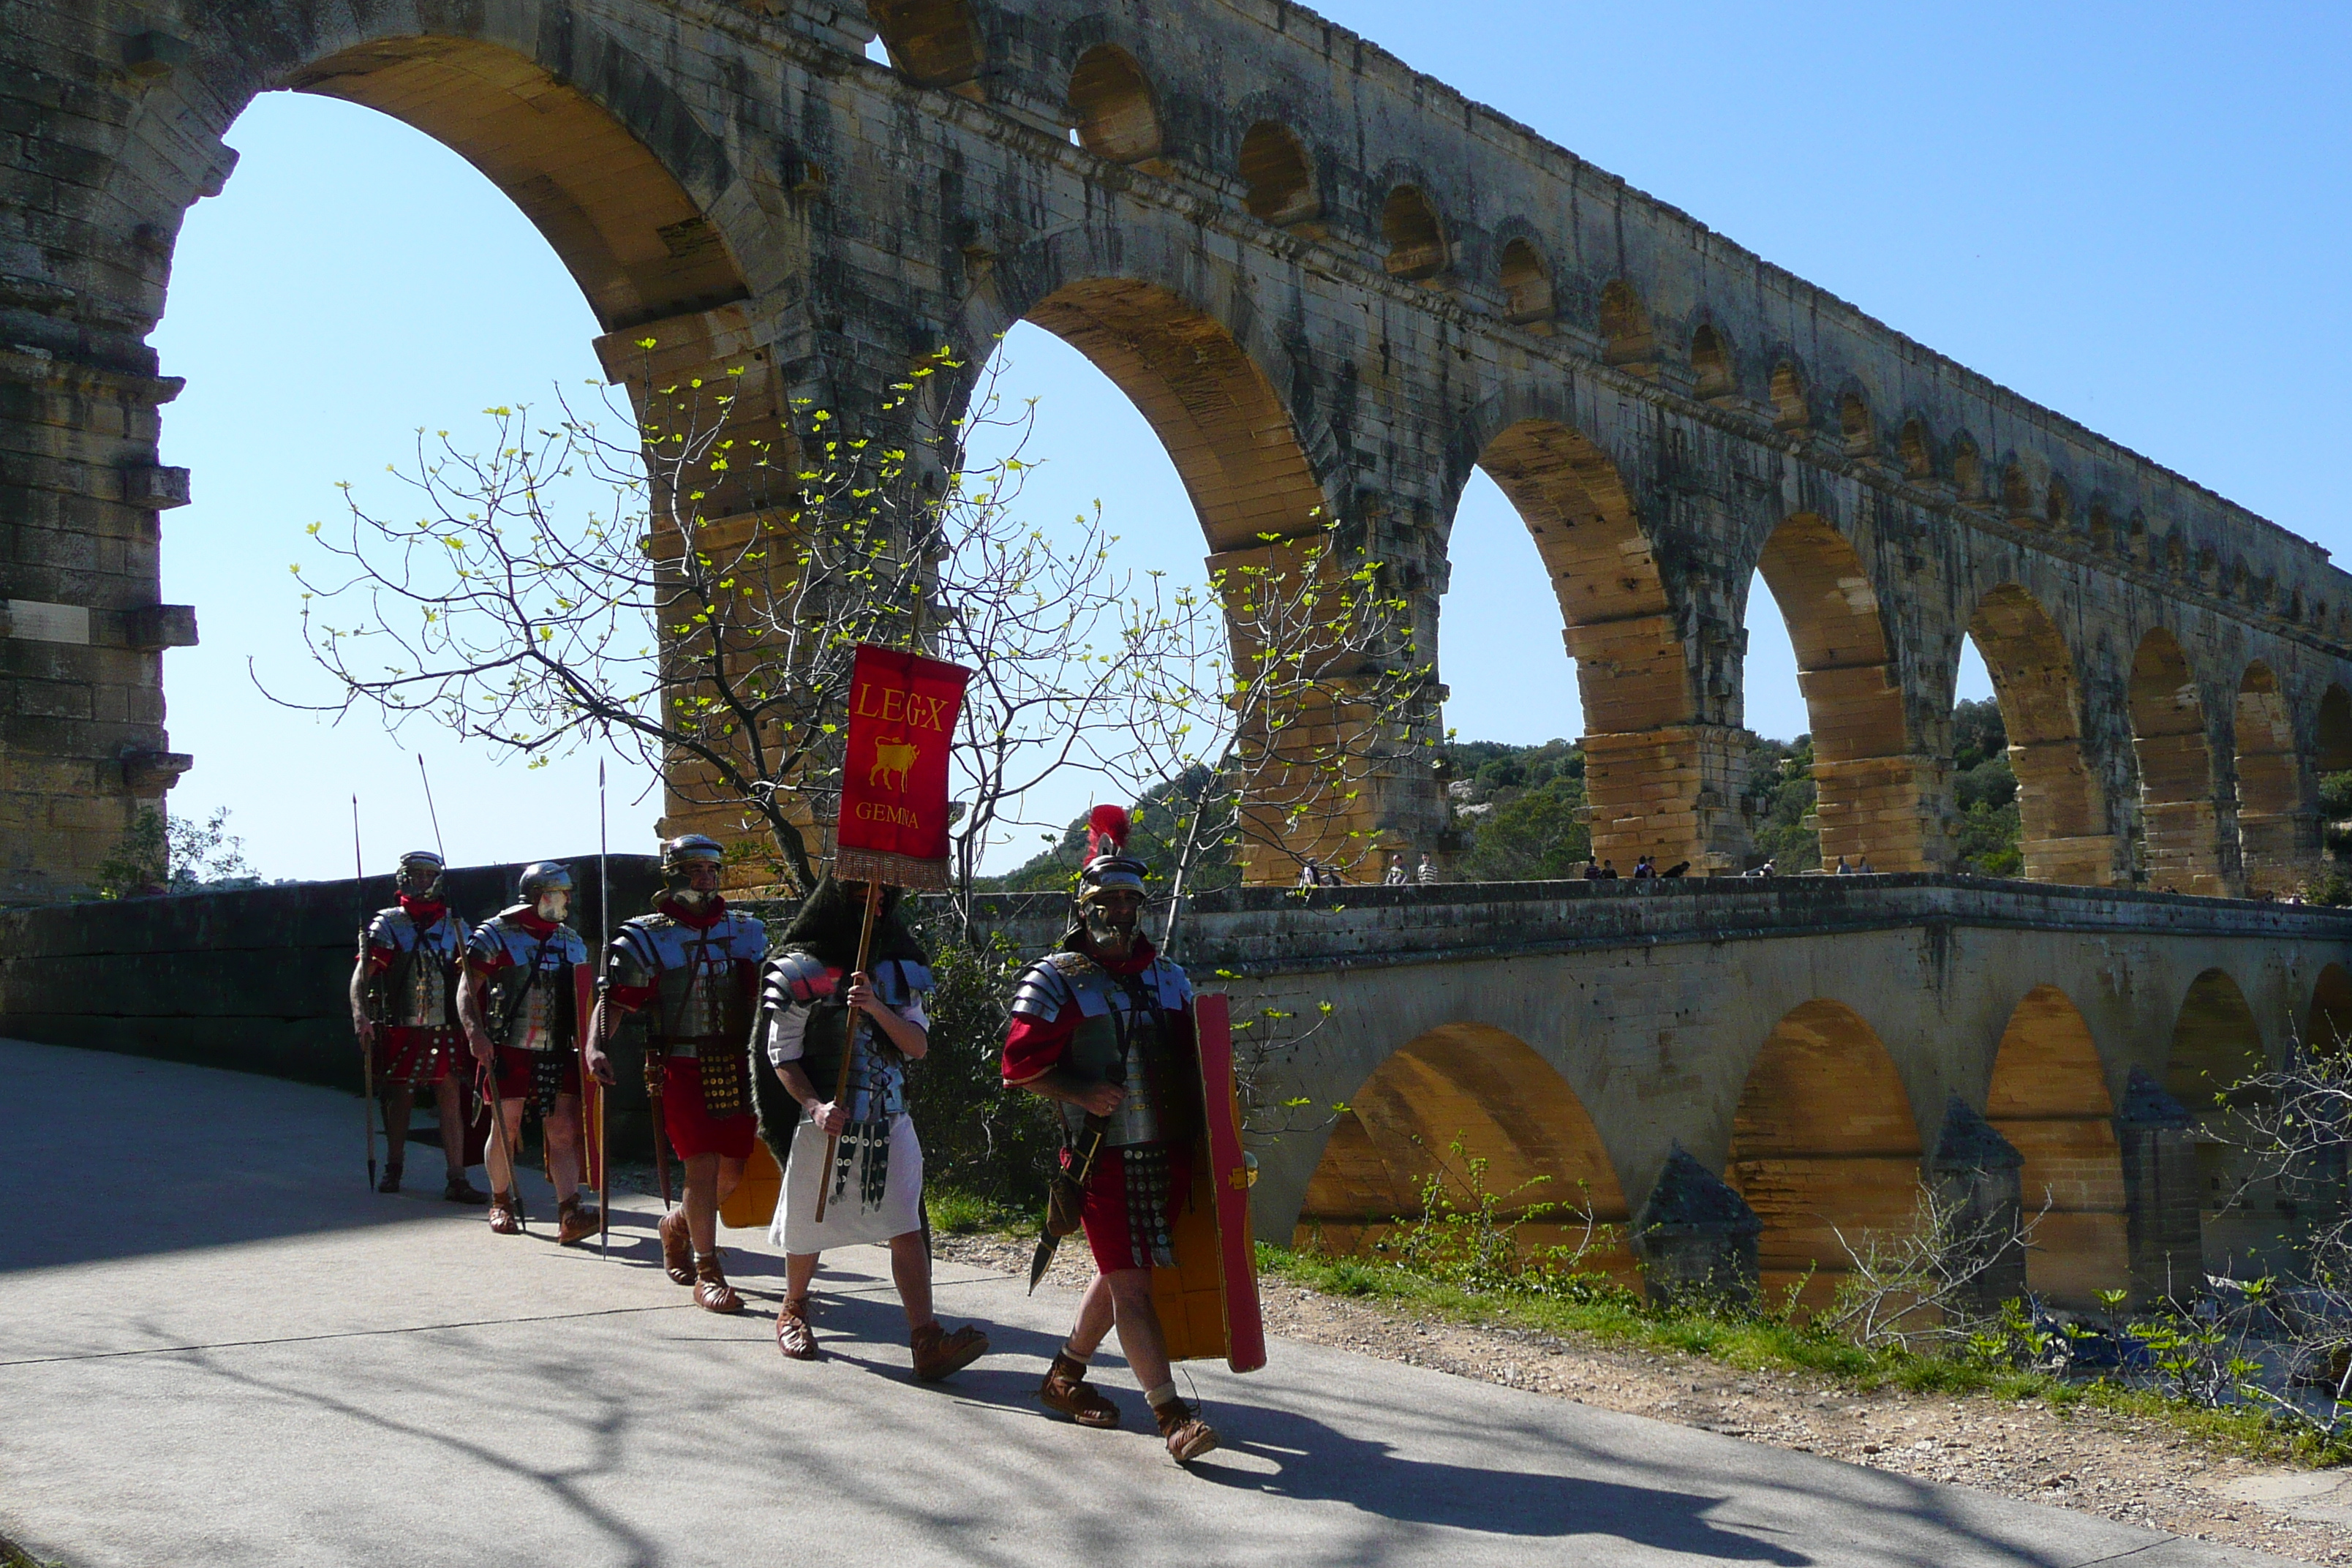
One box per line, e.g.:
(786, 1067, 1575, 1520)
(9, 0, 2352, 1294)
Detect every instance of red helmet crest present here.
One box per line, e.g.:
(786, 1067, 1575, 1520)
(1086, 804, 1133, 860)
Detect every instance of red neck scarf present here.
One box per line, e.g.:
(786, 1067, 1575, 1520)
(1079, 930, 1158, 976)
(396, 893, 447, 924)
(659, 894, 728, 931)
(506, 905, 559, 938)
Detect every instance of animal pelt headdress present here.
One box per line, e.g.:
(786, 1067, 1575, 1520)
(776, 873, 930, 970)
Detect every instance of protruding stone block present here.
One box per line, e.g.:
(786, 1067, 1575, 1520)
(121, 466, 190, 510)
(1928, 1093, 2027, 1316)
(2115, 1066, 2202, 1303)
(1633, 1143, 1761, 1308)
(122, 604, 198, 649)
(121, 31, 190, 79)
(121, 751, 193, 794)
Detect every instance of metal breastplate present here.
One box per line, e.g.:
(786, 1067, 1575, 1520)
(495, 957, 569, 1052)
(653, 948, 745, 1057)
(1058, 969, 1190, 1149)
(394, 947, 451, 1029)
(798, 1003, 906, 1123)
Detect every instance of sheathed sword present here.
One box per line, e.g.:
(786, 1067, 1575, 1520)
(1028, 1112, 1109, 1294)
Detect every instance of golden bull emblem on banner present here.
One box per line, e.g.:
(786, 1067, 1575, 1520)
(869, 737, 918, 792)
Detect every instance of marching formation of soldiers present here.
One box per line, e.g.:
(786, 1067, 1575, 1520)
(352, 823, 1229, 1461)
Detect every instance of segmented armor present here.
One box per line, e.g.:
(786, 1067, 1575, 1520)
(1009, 949, 1194, 1148)
(761, 949, 933, 1209)
(608, 907, 766, 1115)
(364, 905, 469, 1028)
(467, 913, 588, 1054)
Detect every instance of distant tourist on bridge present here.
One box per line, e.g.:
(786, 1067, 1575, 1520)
(1582, 857, 1602, 880)
(1597, 859, 1620, 880)
(1833, 855, 1853, 875)
(1633, 855, 1657, 880)
(1855, 853, 1875, 873)
(1417, 852, 1439, 885)
(1384, 856, 1408, 886)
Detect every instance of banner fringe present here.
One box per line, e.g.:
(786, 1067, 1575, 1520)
(833, 848, 949, 890)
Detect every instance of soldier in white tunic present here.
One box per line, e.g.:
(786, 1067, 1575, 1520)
(754, 876, 990, 1380)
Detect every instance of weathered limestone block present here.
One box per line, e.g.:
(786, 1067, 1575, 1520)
(2115, 1066, 2204, 1303)
(1633, 1142, 1762, 1308)
(1928, 1093, 2027, 1317)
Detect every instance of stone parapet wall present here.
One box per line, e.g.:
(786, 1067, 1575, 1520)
(0, 856, 660, 1089)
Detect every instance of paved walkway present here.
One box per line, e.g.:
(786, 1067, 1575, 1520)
(0, 1039, 2302, 1567)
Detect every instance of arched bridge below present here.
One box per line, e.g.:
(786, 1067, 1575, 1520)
(1012, 876, 2352, 1306)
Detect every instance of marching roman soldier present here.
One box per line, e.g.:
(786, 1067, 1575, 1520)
(585, 834, 764, 1313)
(1001, 808, 1220, 1460)
(754, 875, 990, 1379)
(348, 849, 485, 1203)
(457, 860, 599, 1243)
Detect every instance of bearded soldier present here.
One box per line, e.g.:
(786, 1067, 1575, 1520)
(754, 875, 990, 1380)
(458, 861, 599, 1243)
(585, 834, 764, 1313)
(348, 849, 485, 1202)
(1000, 809, 1218, 1460)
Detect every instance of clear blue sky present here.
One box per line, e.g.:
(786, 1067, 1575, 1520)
(151, 1, 2352, 881)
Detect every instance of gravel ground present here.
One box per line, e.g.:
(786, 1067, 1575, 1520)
(932, 1230, 2352, 1564)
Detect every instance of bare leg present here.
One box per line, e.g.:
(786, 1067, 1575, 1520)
(431, 1077, 467, 1179)
(716, 1153, 746, 1207)
(1105, 1268, 1171, 1392)
(546, 1094, 584, 1202)
(683, 1151, 720, 1251)
(785, 1251, 821, 1306)
(1066, 1270, 1119, 1358)
(380, 1083, 413, 1169)
(889, 1230, 933, 1329)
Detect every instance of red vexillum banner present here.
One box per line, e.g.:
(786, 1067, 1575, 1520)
(832, 644, 973, 890)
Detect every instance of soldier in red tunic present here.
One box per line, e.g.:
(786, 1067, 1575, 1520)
(348, 850, 485, 1202)
(458, 861, 598, 1243)
(585, 834, 766, 1313)
(1000, 809, 1218, 1461)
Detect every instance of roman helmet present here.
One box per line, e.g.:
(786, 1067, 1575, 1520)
(393, 848, 445, 901)
(660, 833, 727, 891)
(1072, 805, 1147, 950)
(516, 860, 573, 919)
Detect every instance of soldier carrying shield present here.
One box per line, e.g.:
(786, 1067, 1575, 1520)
(1001, 807, 1223, 1462)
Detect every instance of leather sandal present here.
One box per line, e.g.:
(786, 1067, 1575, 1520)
(1153, 1396, 1220, 1463)
(910, 1321, 990, 1382)
(658, 1207, 693, 1285)
(486, 1189, 523, 1236)
(443, 1174, 489, 1205)
(1038, 1352, 1120, 1429)
(377, 1163, 403, 1195)
(693, 1251, 744, 1314)
(776, 1297, 818, 1361)
(557, 1195, 600, 1246)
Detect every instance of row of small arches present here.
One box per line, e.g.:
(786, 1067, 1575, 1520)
(916, 24, 2339, 641)
(1300, 965, 2344, 1305)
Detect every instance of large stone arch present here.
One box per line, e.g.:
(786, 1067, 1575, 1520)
(2308, 963, 2352, 1054)
(2163, 967, 2279, 1275)
(1464, 407, 1740, 875)
(1965, 585, 2119, 886)
(2234, 660, 2307, 895)
(1751, 511, 1936, 872)
(1293, 1022, 1636, 1281)
(1727, 998, 1923, 1306)
(2128, 628, 2225, 896)
(1983, 985, 2128, 1305)
(968, 253, 1413, 880)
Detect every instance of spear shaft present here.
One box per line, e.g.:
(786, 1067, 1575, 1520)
(353, 796, 377, 1192)
(596, 758, 611, 1258)
(812, 878, 882, 1225)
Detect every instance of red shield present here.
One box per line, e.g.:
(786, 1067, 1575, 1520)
(575, 963, 604, 1192)
(1148, 992, 1267, 1373)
